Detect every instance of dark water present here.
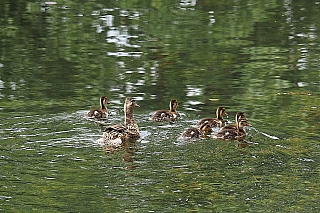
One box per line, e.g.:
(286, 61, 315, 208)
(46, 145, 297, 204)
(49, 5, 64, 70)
(1, 0, 320, 212)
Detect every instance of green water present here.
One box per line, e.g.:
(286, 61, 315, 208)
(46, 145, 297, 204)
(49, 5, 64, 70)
(1, 0, 320, 212)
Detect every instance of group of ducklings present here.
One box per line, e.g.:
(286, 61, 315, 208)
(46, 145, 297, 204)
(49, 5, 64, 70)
(86, 96, 251, 148)
(182, 109, 251, 141)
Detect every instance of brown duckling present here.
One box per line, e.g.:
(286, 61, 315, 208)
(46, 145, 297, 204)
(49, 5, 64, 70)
(221, 112, 247, 130)
(86, 96, 110, 119)
(213, 119, 251, 141)
(152, 99, 179, 122)
(180, 123, 212, 140)
(100, 97, 140, 147)
(196, 106, 228, 128)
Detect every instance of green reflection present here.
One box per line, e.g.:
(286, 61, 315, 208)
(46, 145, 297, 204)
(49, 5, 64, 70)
(0, 0, 320, 212)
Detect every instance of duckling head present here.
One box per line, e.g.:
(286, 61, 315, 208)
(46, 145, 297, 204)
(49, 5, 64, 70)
(217, 106, 228, 119)
(169, 99, 178, 111)
(235, 112, 246, 122)
(101, 96, 110, 107)
(237, 119, 251, 128)
(199, 123, 213, 133)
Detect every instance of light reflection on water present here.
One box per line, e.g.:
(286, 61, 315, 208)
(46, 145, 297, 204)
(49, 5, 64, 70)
(1, 1, 320, 212)
(2, 106, 319, 211)
(1, 95, 319, 212)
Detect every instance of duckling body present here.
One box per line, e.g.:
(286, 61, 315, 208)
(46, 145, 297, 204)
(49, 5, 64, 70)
(152, 99, 179, 122)
(181, 123, 212, 140)
(221, 112, 246, 130)
(213, 119, 251, 141)
(101, 97, 140, 147)
(196, 106, 228, 128)
(86, 96, 110, 119)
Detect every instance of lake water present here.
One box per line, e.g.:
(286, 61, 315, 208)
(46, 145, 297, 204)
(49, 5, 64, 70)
(1, 0, 320, 212)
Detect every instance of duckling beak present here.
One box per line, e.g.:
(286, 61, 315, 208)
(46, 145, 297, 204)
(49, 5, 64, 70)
(134, 103, 140, 107)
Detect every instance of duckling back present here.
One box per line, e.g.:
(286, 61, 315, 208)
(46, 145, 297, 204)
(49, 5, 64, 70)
(196, 118, 225, 128)
(152, 99, 179, 122)
(86, 96, 109, 119)
(181, 127, 202, 139)
(152, 110, 178, 122)
(196, 106, 227, 128)
(87, 109, 108, 119)
(180, 123, 212, 140)
(213, 119, 250, 141)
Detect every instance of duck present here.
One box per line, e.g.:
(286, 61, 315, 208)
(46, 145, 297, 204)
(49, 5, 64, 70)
(86, 96, 110, 119)
(152, 99, 179, 122)
(100, 97, 140, 147)
(221, 112, 247, 130)
(213, 118, 251, 141)
(180, 123, 212, 140)
(196, 106, 228, 128)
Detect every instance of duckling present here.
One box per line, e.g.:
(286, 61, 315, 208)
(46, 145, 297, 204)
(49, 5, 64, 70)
(86, 96, 110, 119)
(152, 99, 179, 122)
(196, 106, 228, 128)
(180, 123, 212, 140)
(213, 119, 251, 141)
(221, 112, 246, 130)
(100, 97, 140, 147)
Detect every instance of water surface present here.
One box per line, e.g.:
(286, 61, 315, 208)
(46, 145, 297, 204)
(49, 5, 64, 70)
(1, 0, 320, 212)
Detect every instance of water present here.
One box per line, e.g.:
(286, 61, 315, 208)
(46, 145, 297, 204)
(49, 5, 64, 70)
(1, 0, 320, 212)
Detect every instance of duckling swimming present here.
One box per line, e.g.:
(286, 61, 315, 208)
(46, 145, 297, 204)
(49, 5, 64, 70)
(196, 106, 228, 128)
(100, 97, 140, 147)
(86, 96, 110, 119)
(213, 118, 251, 141)
(221, 112, 246, 130)
(152, 99, 179, 122)
(180, 123, 212, 140)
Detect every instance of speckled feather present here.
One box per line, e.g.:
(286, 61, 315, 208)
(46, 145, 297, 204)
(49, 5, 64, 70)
(181, 123, 212, 140)
(220, 112, 246, 130)
(196, 106, 228, 128)
(152, 99, 179, 122)
(86, 96, 109, 119)
(213, 119, 250, 141)
(101, 97, 140, 148)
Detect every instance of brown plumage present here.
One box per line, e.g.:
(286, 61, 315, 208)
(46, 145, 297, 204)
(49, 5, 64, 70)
(181, 123, 212, 140)
(213, 119, 251, 141)
(100, 97, 140, 147)
(86, 96, 110, 119)
(221, 112, 247, 130)
(152, 99, 179, 122)
(196, 106, 228, 128)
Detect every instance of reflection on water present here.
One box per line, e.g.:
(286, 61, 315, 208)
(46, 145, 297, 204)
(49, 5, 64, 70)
(1, 0, 320, 212)
(1, 106, 320, 211)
